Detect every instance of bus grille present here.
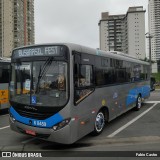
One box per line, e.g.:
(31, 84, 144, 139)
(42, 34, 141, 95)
(14, 108, 54, 120)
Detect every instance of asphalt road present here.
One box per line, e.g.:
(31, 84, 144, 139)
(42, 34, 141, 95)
(0, 90, 160, 159)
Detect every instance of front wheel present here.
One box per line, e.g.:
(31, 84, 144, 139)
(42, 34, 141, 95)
(92, 111, 105, 136)
(135, 95, 142, 111)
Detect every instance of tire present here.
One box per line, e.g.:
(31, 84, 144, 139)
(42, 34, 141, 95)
(92, 111, 105, 136)
(135, 95, 142, 111)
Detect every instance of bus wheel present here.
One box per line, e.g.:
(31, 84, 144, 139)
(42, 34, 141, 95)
(92, 111, 105, 136)
(135, 95, 142, 111)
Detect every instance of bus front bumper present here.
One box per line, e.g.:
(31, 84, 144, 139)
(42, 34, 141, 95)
(9, 118, 73, 144)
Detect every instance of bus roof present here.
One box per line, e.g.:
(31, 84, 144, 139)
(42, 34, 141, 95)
(68, 43, 150, 65)
(13, 43, 149, 65)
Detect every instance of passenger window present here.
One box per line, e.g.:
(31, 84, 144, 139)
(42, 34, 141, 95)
(78, 65, 93, 87)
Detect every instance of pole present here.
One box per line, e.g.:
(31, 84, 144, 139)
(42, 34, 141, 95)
(149, 34, 152, 75)
(149, 35, 152, 66)
(146, 33, 153, 75)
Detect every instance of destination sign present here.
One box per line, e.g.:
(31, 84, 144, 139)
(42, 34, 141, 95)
(12, 46, 64, 58)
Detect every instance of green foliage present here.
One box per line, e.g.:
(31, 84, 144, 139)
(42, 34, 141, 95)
(151, 73, 160, 82)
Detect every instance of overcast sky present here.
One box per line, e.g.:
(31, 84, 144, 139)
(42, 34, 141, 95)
(34, 0, 148, 49)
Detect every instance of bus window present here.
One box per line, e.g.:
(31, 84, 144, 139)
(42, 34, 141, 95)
(78, 65, 93, 87)
(10, 60, 68, 106)
(74, 64, 94, 104)
(130, 63, 148, 82)
(0, 63, 10, 83)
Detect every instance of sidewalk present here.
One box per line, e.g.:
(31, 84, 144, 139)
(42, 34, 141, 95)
(147, 89, 160, 102)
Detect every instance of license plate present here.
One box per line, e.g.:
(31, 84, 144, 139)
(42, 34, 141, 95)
(25, 130, 36, 136)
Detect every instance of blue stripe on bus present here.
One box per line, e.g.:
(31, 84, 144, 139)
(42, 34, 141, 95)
(126, 85, 150, 106)
(10, 106, 64, 128)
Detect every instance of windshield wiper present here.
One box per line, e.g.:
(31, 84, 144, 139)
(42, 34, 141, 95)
(35, 57, 53, 93)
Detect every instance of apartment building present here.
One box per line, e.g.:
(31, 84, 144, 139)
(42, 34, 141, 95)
(149, 0, 160, 72)
(0, 0, 35, 57)
(99, 6, 146, 60)
(99, 12, 125, 52)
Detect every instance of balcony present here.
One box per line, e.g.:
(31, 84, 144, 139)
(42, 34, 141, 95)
(116, 30, 121, 33)
(109, 34, 114, 37)
(109, 37, 115, 40)
(108, 22, 114, 26)
(14, 38, 20, 42)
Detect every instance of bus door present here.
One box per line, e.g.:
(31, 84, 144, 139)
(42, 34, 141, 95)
(73, 52, 95, 137)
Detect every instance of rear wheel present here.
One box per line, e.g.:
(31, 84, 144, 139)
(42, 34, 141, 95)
(135, 95, 142, 111)
(92, 111, 105, 136)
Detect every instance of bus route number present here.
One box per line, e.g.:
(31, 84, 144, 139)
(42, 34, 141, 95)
(34, 121, 47, 127)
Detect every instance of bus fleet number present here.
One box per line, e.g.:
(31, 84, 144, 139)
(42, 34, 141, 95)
(34, 121, 47, 127)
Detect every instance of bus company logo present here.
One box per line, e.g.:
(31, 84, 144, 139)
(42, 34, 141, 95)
(24, 106, 37, 111)
(113, 92, 118, 99)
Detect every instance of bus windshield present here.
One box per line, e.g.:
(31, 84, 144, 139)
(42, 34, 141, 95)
(10, 58, 68, 107)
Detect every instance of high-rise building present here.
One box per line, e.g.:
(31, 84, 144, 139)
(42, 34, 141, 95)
(0, 0, 35, 57)
(99, 6, 146, 60)
(99, 12, 125, 52)
(149, 0, 160, 72)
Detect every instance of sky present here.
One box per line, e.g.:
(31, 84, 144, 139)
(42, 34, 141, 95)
(34, 0, 148, 49)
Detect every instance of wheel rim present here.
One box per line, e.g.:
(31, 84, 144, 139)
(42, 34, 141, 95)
(95, 112, 105, 133)
(137, 96, 142, 109)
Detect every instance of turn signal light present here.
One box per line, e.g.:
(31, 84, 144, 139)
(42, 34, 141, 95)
(52, 118, 71, 131)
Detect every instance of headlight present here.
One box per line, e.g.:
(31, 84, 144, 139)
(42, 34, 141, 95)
(10, 114, 16, 123)
(52, 118, 71, 131)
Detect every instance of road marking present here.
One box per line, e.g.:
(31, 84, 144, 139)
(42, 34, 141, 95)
(21, 137, 36, 144)
(145, 101, 160, 103)
(0, 125, 10, 130)
(107, 103, 158, 138)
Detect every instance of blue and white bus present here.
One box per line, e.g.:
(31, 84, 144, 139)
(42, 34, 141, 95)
(9, 43, 150, 144)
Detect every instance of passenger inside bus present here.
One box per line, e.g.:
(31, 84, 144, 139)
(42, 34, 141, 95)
(49, 74, 66, 90)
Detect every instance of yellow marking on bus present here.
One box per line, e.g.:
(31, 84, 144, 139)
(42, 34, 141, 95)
(0, 89, 9, 104)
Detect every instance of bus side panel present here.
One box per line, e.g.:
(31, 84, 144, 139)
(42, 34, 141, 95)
(72, 81, 150, 140)
(126, 82, 150, 107)
(71, 96, 96, 140)
(72, 86, 124, 140)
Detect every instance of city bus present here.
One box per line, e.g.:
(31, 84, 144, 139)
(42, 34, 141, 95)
(0, 58, 10, 110)
(9, 43, 150, 144)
